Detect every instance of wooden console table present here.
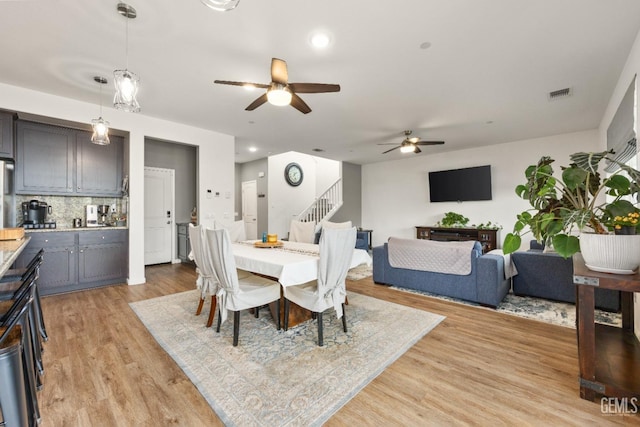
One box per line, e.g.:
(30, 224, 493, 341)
(573, 253, 640, 401)
(415, 226, 499, 254)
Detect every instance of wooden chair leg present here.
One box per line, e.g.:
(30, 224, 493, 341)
(233, 311, 240, 346)
(317, 312, 324, 346)
(284, 299, 290, 331)
(206, 296, 217, 327)
(275, 299, 281, 330)
(216, 307, 222, 333)
(342, 303, 347, 332)
(196, 297, 205, 315)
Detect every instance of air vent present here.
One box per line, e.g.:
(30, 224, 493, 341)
(548, 87, 572, 100)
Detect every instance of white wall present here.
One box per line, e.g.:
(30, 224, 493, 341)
(362, 129, 599, 248)
(267, 151, 340, 237)
(599, 26, 640, 339)
(0, 82, 235, 285)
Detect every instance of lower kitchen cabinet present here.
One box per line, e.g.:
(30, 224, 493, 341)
(16, 229, 128, 295)
(177, 222, 193, 264)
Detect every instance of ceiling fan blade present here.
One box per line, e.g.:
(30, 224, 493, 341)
(290, 93, 312, 114)
(214, 80, 270, 89)
(245, 93, 269, 111)
(382, 146, 400, 154)
(415, 140, 445, 145)
(271, 58, 288, 85)
(414, 146, 422, 154)
(288, 83, 341, 93)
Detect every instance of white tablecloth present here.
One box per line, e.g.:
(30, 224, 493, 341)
(232, 241, 371, 287)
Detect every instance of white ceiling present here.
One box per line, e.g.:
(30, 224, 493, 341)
(1, 0, 640, 164)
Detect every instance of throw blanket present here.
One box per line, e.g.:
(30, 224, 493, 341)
(388, 238, 476, 275)
(486, 249, 518, 279)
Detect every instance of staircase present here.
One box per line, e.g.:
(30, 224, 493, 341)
(294, 178, 343, 231)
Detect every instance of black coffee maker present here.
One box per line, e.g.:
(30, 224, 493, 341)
(21, 200, 51, 228)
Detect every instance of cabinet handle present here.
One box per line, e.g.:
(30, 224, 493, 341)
(44, 239, 49, 243)
(102, 236, 105, 239)
(80, 249, 83, 253)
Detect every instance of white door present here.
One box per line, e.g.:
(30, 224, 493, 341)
(242, 180, 258, 240)
(144, 167, 175, 265)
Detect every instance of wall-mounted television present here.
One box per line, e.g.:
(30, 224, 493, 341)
(428, 165, 492, 202)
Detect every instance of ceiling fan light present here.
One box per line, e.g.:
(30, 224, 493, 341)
(91, 117, 111, 145)
(113, 69, 140, 112)
(400, 144, 416, 154)
(201, 0, 240, 11)
(267, 87, 292, 106)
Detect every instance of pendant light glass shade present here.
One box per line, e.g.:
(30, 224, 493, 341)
(114, 3, 140, 112)
(91, 117, 111, 145)
(91, 76, 110, 145)
(113, 69, 140, 112)
(201, 0, 240, 12)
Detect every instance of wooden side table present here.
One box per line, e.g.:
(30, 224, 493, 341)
(573, 253, 640, 401)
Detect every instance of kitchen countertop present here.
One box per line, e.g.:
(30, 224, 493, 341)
(24, 226, 128, 233)
(0, 236, 31, 277)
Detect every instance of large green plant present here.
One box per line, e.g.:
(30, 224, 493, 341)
(502, 150, 640, 258)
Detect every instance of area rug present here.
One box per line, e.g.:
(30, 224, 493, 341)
(346, 263, 373, 281)
(390, 287, 622, 329)
(130, 290, 444, 426)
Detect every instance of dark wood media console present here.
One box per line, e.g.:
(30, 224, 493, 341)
(415, 226, 499, 254)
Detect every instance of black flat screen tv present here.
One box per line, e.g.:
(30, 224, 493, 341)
(428, 165, 492, 202)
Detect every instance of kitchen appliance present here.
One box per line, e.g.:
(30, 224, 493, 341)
(97, 204, 110, 225)
(0, 160, 16, 228)
(21, 198, 56, 229)
(86, 205, 99, 227)
(73, 218, 82, 228)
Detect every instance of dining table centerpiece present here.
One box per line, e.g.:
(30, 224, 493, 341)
(502, 150, 640, 274)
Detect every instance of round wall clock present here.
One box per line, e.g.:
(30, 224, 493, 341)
(284, 162, 303, 186)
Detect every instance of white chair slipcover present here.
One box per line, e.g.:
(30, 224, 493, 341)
(205, 228, 281, 346)
(320, 220, 352, 229)
(288, 220, 316, 243)
(219, 220, 247, 242)
(188, 224, 220, 327)
(283, 226, 357, 346)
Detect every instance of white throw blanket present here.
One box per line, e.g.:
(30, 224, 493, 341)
(387, 238, 476, 275)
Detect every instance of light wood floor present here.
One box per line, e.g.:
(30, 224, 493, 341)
(36, 263, 636, 426)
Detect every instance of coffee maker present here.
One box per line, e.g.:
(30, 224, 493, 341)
(97, 205, 110, 226)
(86, 204, 99, 227)
(21, 199, 55, 229)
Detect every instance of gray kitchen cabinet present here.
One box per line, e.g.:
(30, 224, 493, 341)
(177, 222, 193, 263)
(15, 229, 128, 295)
(15, 121, 74, 194)
(76, 132, 123, 196)
(0, 110, 15, 160)
(15, 120, 124, 196)
(78, 230, 128, 283)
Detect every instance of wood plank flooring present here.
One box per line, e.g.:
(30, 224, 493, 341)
(36, 263, 637, 426)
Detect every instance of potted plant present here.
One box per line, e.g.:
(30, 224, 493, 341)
(502, 150, 640, 272)
(437, 212, 469, 228)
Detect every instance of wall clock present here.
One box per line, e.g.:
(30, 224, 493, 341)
(284, 162, 303, 186)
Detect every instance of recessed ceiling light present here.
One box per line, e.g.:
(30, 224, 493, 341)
(419, 41, 432, 50)
(249, 147, 257, 152)
(244, 84, 256, 91)
(310, 32, 331, 49)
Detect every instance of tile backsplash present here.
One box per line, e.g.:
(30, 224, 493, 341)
(16, 195, 128, 229)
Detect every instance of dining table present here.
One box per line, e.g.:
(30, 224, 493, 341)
(232, 240, 372, 326)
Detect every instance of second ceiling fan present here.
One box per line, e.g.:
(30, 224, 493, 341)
(214, 58, 340, 114)
(379, 130, 445, 154)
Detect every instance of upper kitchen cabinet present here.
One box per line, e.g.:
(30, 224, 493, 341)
(0, 111, 16, 160)
(76, 132, 123, 196)
(16, 120, 124, 196)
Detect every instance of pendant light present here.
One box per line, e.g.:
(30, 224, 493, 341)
(201, 0, 240, 12)
(113, 3, 140, 112)
(91, 76, 111, 145)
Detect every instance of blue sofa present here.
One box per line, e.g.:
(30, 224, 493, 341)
(373, 241, 510, 307)
(511, 242, 620, 312)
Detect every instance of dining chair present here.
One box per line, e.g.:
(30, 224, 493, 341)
(205, 228, 281, 346)
(288, 220, 316, 243)
(188, 224, 220, 327)
(283, 226, 356, 346)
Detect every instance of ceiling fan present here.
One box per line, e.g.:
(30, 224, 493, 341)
(214, 58, 340, 114)
(379, 130, 445, 154)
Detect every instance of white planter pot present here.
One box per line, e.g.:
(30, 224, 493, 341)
(579, 232, 640, 274)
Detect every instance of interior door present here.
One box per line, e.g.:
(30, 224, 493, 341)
(144, 167, 174, 265)
(242, 180, 258, 240)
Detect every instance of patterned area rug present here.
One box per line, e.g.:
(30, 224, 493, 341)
(130, 290, 444, 426)
(390, 287, 622, 328)
(346, 263, 373, 281)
